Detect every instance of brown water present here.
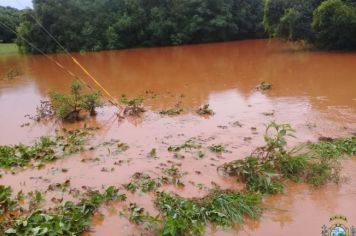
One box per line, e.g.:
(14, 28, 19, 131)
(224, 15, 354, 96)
(0, 39, 356, 235)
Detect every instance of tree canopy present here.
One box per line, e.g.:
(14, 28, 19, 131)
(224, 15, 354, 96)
(16, 0, 265, 53)
(0, 6, 21, 43)
(264, 0, 356, 49)
(0, 0, 355, 52)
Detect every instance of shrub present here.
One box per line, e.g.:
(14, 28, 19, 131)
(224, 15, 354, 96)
(50, 80, 102, 121)
(120, 95, 145, 116)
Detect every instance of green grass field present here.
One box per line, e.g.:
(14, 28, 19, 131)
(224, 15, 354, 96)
(0, 43, 19, 55)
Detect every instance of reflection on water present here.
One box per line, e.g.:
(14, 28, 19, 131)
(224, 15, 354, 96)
(0, 39, 356, 235)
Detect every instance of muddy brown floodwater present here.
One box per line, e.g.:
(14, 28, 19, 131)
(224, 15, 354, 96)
(0, 39, 356, 235)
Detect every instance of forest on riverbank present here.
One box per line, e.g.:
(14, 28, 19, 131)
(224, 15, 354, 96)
(1, 0, 356, 53)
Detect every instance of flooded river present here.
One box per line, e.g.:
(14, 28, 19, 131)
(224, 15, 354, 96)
(0, 39, 355, 235)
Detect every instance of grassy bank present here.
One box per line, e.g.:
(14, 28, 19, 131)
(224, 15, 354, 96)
(0, 43, 18, 55)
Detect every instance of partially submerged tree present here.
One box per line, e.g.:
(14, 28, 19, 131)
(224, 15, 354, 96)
(49, 80, 102, 121)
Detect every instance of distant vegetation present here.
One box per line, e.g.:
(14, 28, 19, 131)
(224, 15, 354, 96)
(0, 6, 21, 43)
(0, 0, 355, 52)
(16, 0, 265, 53)
(264, 0, 356, 50)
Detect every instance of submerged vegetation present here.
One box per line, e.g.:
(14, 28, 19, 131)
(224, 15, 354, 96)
(220, 122, 356, 193)
(154, 190, 261, 236)
(0, 127, 93, 171)
(0, 186, 126, 235)
(124, 172, 162, 193)
(196, 104, 214, 116)
(124, 190, 262, 236)
(168, 138, 202, 152)
(50, 80, 102, 121)
(120, 95, 145, 116)
(0, 137, 57, 170)
(256, 81, 272, 91)
(1, 1, 356, 235)
(127, 203, 161, 231)
(2, 68, 20, 80)
(209, 144, 226, 153)
(160, 107, 184, 116)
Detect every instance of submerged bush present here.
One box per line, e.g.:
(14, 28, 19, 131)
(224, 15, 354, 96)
(0, 127, 93, 170)
(124, 172, 162, 193)
(50, 80, 102, 121)
(196, 104, 214, 116)
(310, 136, 356, 158)
(120, 95, 145, 116)
(155, 190, 262, 236)
(0, 186, 17, 215)
(209, 144, 226, 153)
(220, 122, 356, 193)
(221, 156, 284, 194)
(167, 138, 202, 152)
(127, 203, 161, 232)
(1, 186, 126, 235)
(160, 107, 184, 116)
(0, 137, 56, 169)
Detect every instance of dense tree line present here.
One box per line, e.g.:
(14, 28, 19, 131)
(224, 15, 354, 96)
(264, 0, 356, 50)
(0, 6, 21, 43)
(3, 0, 356, 52)
(16, 0, 265, 53)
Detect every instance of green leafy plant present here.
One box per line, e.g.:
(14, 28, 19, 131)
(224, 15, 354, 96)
(162, 165, 186, 187)
(155, 190, 262, 236)
(160, 107, 183, 116)
(127, 203, 161, 231)
(168, 138, 202, 152)
(0, 137, 57, 169)
(81, 92, 102, 116)
(252, 122, 295, 159)
(0, 186, 17, 214)
(50, 80, 102, 121)
(2, 186, 126, 235)
(55, 127, 92, 154)
(0, 128, 93, 170)
(124, 173, 161, 193)
(220, 122, 355, 193)
(310, 136, 356, 159)
(221, 156, 284, 194)
(120, 95, 145, 116)
(209, 144, 226, 153)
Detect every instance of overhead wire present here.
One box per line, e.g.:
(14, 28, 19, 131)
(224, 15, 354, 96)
(0, 21, 86, 84)
(13, 0, 123, 111)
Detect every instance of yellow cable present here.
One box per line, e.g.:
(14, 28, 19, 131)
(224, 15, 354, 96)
(71, 57, 123, 109)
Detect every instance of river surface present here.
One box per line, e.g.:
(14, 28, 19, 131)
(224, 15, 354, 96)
(0, 39, 356, 235)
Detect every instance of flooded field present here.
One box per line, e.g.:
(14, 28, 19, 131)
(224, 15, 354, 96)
(0, 39, 356, 235)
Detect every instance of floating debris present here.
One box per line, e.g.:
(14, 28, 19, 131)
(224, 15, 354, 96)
(256, 81, 272, 91)
(197, 104, 214, 116)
